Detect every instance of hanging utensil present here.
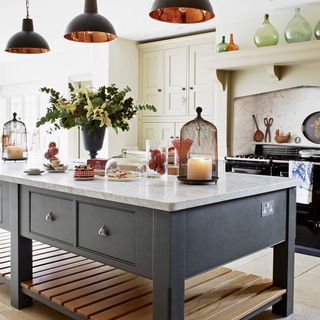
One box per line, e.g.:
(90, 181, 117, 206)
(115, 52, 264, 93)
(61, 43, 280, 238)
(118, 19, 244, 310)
(252, 115, 264, 142)
(264, 117, 274, 143)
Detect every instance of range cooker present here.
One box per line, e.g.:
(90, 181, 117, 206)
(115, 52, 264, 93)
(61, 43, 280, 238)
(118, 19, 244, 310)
(225, 144, 320, 257)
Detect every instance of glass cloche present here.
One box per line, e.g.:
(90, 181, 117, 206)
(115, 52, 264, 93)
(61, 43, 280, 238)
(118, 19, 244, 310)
(177, 107, 218, 184)
(2, 113, 28, 161)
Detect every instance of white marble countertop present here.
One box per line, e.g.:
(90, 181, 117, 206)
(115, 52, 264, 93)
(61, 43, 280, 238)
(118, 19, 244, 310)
(0, 162, 298, 212)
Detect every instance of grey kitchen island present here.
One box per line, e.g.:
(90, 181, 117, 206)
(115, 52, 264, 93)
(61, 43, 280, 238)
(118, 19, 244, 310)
(0, 163, 298, 320)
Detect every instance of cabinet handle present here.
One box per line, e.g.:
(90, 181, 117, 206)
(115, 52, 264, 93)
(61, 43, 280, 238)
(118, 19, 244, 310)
(190, 87, 194, 90)
(158, 89, 162, 92)
(182, 87, 186, 91)
(98, 225, 111, 237)
(45, 212, 55, 222)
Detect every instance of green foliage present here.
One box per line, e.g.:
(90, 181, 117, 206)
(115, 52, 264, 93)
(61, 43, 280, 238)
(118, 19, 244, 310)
(37, 84, 156, 133)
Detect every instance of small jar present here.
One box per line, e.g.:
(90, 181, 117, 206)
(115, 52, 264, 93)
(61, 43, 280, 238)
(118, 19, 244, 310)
(146, 140, 168, 178)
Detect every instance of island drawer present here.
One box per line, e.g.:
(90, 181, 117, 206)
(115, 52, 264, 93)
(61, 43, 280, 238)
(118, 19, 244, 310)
(28, 192, 74, 245)
(77, 202, 136, 265)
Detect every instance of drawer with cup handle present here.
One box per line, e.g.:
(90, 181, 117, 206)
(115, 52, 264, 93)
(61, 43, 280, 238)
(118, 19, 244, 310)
(77, 202, 135, 265)
(22, 190, 74, 245)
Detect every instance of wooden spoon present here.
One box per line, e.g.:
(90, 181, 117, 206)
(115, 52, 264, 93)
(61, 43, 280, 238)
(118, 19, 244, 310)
(252, 115, 264, 142)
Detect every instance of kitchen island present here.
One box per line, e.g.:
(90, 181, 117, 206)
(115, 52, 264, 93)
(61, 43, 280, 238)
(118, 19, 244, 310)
(0, 163, 297, 320)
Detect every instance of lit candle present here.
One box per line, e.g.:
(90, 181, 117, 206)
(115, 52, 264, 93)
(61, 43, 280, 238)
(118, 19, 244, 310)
(7, 146, 24, 160)
(187, 158, 212, 180)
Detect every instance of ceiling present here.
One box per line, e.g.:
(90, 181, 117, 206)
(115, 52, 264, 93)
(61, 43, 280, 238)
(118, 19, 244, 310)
(0, 0, 319, 56)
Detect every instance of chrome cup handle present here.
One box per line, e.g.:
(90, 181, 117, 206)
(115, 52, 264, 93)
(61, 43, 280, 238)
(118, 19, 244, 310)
(45, 212, 55, 222)
(98, 225, 111, 237)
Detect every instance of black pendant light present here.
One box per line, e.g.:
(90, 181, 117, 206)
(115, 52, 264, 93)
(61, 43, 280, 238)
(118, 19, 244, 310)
(150, 0, 215, 24)
(64, 0, 117, 43)
(6, 0, 50, 54)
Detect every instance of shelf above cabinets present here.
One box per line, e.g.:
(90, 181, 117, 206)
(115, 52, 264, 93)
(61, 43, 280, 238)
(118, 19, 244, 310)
(207, 40, 320, 90)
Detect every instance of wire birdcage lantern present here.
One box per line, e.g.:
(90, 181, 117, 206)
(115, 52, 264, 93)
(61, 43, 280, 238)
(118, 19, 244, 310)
(177, 107, 218, 184)
(2, 113, 28, 161)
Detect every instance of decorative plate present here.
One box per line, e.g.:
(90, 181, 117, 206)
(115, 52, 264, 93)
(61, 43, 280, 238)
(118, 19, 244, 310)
(74, 177, 95, 181)
(302, 112, 320, 144)
(177, 176, 219, 185)
(24, 170, 45, 176)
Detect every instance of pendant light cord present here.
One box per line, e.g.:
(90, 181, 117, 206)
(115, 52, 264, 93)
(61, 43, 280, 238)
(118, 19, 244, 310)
(26, 0, 30, 19)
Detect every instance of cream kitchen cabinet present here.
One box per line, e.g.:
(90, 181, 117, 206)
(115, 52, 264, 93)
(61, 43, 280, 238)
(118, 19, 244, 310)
(141, 50, 164, 117)
(141, 122, 175, 148)
(138, 32, 215, 149)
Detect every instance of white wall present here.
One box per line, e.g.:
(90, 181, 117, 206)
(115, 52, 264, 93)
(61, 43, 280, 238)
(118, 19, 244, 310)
(107, 38, 139, 158)
(0, 45, 109, 162)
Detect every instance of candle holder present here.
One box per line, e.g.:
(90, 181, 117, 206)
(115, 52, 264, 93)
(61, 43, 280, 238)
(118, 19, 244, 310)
(2, 113, 28, 162)
(177, 107, 218, 185)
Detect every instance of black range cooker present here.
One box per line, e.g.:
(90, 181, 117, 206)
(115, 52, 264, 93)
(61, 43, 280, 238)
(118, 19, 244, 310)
(225, 144, 320, 257)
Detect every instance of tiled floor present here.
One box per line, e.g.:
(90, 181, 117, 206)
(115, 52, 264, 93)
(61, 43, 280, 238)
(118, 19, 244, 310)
(0, 249, 318, 319)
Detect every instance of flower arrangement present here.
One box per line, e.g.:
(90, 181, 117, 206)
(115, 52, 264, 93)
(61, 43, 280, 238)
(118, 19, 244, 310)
(36, 84, 156, 133)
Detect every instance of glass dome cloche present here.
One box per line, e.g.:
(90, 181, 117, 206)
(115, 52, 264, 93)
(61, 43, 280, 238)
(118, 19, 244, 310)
(177, 107, 218, 185)
(254, 14, 279, 47)
(2, 113, 28, 161)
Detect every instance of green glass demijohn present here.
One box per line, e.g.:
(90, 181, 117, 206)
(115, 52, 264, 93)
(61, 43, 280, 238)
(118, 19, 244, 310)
(284, 8, 312, 43)
(254, 14, 279, 47)
(315, 20, 320, 40)
(216, 36, 228, 52)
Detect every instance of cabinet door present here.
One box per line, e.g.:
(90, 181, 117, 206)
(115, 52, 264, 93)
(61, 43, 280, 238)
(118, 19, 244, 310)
(165, 47, 188, 116)
(141, 122, 175, 149)
(189, 43, 215, 116)
(141, 50, 164, 117)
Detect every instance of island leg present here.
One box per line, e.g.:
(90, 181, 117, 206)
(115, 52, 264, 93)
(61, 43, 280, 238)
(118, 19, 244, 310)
(152, 211, 186, 320)
(272, 187, 296, 316)
(10, 183, 33, 309)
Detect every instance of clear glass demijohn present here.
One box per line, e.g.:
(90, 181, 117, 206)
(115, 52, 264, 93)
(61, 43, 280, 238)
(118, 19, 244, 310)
(178, 107, 218, 184)
(284, 8, 312, 43)
(2, 113, 28, 161)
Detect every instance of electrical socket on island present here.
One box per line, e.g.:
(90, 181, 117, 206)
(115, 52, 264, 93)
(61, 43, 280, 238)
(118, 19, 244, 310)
(261, 200, 275, 217)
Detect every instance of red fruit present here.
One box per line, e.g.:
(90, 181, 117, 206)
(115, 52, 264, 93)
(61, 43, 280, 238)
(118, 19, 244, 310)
(148, 159, 157, 170)
(48, 146, 59, 156)
(154, 153, 166, 165)
(156, 165, 166, 175)
(48, 142, 56, 148)
(150, 149, 160, 159)
(44, 151, 50, 160)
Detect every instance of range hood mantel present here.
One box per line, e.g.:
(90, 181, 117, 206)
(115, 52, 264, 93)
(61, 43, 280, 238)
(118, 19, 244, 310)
(208, 40, 320, 90)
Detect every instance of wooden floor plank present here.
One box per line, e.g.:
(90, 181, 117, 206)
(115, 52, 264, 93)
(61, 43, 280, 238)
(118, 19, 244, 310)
(30, 265, 115, 294)
(40, 269, 126, 299)
(90, 293, 153, 320)
(33, 260, 94, 278)
(33, 250, 68, 262)
(116, 305, 152, 320)
(185, 268, 232, 290)
(32, 256, 88, 274)
(185, 279, 273, 320)
(64, 276, 150, 313)
(185, 275, 263, 317)
(32, 247, 62, 256)
(210, 287, 286, 320)
(33, 253, 78, 267)
(31, 262, 103, 287)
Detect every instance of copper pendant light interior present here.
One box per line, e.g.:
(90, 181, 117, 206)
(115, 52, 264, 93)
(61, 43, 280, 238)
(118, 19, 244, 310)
(5, 0, 50, 54)
(64, 0, 117, 43)
(150, 0, 215, 24)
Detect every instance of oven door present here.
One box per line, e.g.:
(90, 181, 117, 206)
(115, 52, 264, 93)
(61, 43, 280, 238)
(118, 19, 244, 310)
(225, 161, 271, 175)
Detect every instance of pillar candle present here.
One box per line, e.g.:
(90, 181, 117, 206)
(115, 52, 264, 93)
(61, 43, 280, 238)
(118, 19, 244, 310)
(7, 146, 24, 160)
(187, 158, 212, 180)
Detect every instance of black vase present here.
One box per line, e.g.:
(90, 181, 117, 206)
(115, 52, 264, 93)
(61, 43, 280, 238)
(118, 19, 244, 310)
(81, 125, 106, 159)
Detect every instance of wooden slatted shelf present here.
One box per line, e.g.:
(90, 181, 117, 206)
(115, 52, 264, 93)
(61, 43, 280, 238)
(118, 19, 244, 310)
(0, 230, 286, 320)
